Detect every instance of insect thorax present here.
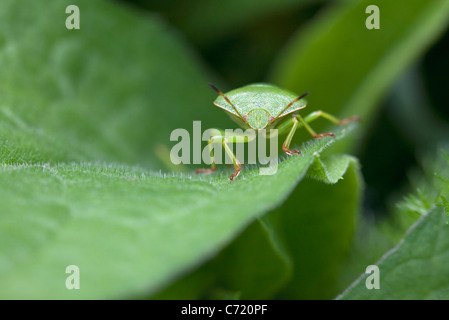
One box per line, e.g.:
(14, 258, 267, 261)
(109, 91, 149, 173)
(246, 108, 271, 130)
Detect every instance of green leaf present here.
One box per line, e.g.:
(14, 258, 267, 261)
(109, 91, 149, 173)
(217, 154, 362, 300)
(0, 128, 354, 299)
(336, 146, 449, 297)
(155, 210, 293, 300)
(338, 149, 449, 300)
(306, 154, 356, 184)
(269, 0, 449, 150)
(275, 154, 362, 299)
(0, 0, 361, 299)
(338, 206, 449, 300)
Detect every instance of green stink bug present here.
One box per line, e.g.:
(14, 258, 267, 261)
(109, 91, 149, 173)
(196, 83, 359, 182)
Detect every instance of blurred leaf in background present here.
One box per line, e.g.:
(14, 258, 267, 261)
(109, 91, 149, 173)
(122, 0, 319, 85)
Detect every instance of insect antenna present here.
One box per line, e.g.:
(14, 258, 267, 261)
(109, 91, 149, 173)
(274, 92, 310, 120)
(209, 83, 247, 122)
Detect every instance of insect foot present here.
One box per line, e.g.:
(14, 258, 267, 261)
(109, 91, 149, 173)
(195, 167, 217, 175)
(229, 164, 242, 183)
(282, 144, 302, 156)
(313, 132, 335, 139)
(339, 115, 360, 125)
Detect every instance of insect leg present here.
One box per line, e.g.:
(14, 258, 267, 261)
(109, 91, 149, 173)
(303, 111, 359, 126)
(195, 138, 218, 175)
(296, 111, 359, 139)
(295, 113, 335, 139)
(222, 139, 242, 182)
(195, 131, 254, 182)
(222, 132, 257, 182)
